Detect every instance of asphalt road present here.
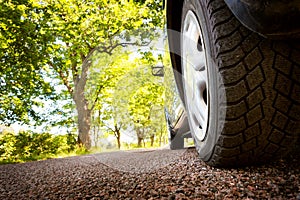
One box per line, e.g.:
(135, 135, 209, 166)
(0, 147, 299, 199)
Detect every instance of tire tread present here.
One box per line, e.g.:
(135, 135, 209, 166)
(194, 0, 300, 166)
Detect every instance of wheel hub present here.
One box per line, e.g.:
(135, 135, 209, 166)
(182, 11, 209, 141)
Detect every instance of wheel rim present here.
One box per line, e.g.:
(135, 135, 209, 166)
(182, 11, 209, 141)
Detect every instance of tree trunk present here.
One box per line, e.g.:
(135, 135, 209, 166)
(75, 98, 92, 150)
(91, 109, 102, 148)
(159, 129, 162, 147)
(73, 55, 93, 150)
(150, 134, 154, 147)
(136, 127, 144, 147)
(159, 125, 164, 147)
(92, 125, 99, 148)
(137, 137, 143, 147)
(115, 126, 121, 149)
(73, 73, 91, 150)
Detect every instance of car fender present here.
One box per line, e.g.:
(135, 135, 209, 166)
(224, 0, 300, 38)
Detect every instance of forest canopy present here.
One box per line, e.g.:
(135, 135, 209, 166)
(0, 0, 167, 150)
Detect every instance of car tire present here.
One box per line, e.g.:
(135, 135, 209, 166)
(180, 0, 300, 167)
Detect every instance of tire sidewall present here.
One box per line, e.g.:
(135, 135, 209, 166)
(181, 0, 224, 161)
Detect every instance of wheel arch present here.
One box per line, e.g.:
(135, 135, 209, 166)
(166, 0, 185, 104)
(224, 0, 300, 38)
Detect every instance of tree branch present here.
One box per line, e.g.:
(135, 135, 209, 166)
(90, 85, 104, 111)
(48, 61, 73, 95)
(71, 54, 78, 85)
(104, 123, 118, 138)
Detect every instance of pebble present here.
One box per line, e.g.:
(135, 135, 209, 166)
(0, 148, 299, 199)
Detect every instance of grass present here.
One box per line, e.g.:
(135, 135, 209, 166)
(0, 146, 90, 165)
(0, 141, 175, 165)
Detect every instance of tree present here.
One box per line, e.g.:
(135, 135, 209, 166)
(1, 0, 164, 149)
(128, 82, 164, 147)
(0, 0, 56, 124)
(148, 105, 166, 146)
(87, 51, 165, 149)
(87, 51, 136, 149)
(125, 52, 166, 147)
(45, 0, 164, 149)
(108, 53, 165, 147)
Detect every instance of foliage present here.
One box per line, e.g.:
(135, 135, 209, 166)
(128, 83, 164, 126)
(0, 131, 79, 164)
(87, 51, 137, 148)
(1, 0, 164, 149)
(0, 0, 56, 124)
(115, 58, 165, 147)
(43, 0, 164, 149)
(84, 47, 168, 148)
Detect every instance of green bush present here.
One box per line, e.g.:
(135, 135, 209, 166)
(0, 133, 17, 161)
(0, 131, 79, 164)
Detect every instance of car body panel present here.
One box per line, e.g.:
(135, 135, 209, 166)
(166, 0, 300, 39)
(163, 45, 191, 139)
(225, 0, 300, 38)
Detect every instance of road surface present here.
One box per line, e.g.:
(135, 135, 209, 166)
(0, 147, 299, 199)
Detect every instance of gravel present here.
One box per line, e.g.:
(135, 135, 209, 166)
(0, 147, 299, 199)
